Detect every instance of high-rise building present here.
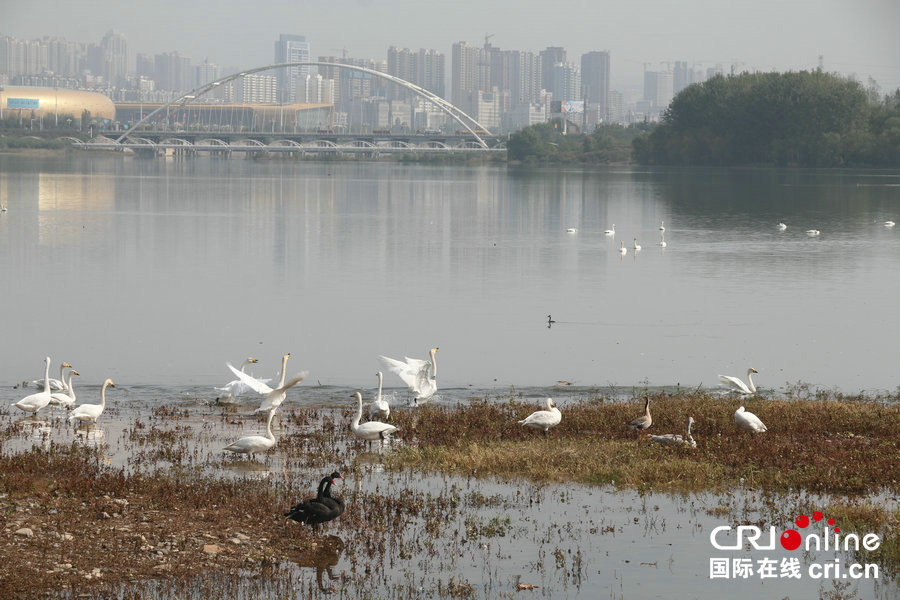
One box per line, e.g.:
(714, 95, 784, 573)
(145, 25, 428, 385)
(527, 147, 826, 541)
(550, 62, 580, 102)
(643, 70, 673, 110)
(194, 60, 219, 88)
(155, 51, 191, 92)
(302, 73, 334, 104)
(451, 41, 488, 116)
(387, 46, 446, 100)
(540, 46, 566, 93)
(416, 48, 445, 98)
(581, 51, 610, 121)
(100, 30, 127, 86)
(507, 50, 541, 108)
(136, 53, 155, 80)
(387, 46, 414, 100)
(673, 60, 689, 95)
(274, 34, 310, 103)
(236, 73, 277, 103)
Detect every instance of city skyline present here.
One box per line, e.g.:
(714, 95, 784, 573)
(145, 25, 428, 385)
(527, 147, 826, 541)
(3, 0, 898, 94)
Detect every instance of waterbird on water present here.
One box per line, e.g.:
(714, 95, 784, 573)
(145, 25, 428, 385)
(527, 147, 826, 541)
(369, 372, 390, 421)
(69, 379, 115, 424)
(14, 357, 54, 414)
(285, 472, 345, 530)
(719, 368, 758, 395)
(223, 407, 277, 457)
(380, 348, 438, 405)
(350, 392, 398, 446)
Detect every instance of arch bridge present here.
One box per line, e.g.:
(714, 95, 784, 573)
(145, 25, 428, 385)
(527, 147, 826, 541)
(114, 62, 495, 150)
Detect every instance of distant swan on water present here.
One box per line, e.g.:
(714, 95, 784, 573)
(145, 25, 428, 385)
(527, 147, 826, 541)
(719, 368, 758, 394)
(604, 224, 616, 236)
(806, 229, 820, 237)
(777, 222, 787, 231)
(619, 241, 627, 255)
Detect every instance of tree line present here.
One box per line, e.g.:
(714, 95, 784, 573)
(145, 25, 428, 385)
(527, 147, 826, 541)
(506, 121, 648, 164)
(633, 71, 900, 167)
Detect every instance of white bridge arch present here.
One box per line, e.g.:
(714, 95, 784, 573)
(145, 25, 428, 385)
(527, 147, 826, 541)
(117, 62, 493, 149)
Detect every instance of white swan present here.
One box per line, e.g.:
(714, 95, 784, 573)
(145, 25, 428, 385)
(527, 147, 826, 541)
(633, 237, 642, 251)
(226, 353, 308, 414)
(777, 222, 787, 231)
(884, 221, 895, 227)
(518, 398, 561, 436)
(658, 232, 667, 247)
(14, 356, 54, 414)
(369, 371, 390, 421)
(719, 368, 758, 394)
(223, 408, 278, 457)
(651, 416, 697, 448)
(659, 220, 665, 231)
(619, 241, 627, 255)
(215, 357, 270, 404)
(380, 347, 438, 405)
(351, 392, 398, 444)
(806, 229, 820, 237)
(69, 379, 115, 424)
(734, 406, 767, 433)
(604, 224, 616, 236)
(49, 370, 79, 407)
(566, 227, 578, 233)
(31, 360, 72, 392)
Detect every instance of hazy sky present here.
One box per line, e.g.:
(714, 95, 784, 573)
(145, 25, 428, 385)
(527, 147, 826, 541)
(5, 0, 899, 94)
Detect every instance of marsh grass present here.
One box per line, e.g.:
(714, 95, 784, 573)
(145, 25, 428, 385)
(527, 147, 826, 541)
(384, 392, 900, 494)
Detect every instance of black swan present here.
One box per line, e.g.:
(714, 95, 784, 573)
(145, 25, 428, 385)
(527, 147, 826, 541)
(285, 472, 345, 529)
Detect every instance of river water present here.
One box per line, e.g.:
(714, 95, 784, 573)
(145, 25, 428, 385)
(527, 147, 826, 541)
(1, 154, 899, 598)
(1, 155, 899, 395)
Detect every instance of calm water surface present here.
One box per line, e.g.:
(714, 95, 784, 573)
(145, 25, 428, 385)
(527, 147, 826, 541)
(1, 155, 898, 395)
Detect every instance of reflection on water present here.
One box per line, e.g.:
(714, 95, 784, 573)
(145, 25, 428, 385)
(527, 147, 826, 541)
(73, 423, 105, 449)
(2, 157, 899, 395)
(15, 416, 52, 450)
(286, 535, 345, 593)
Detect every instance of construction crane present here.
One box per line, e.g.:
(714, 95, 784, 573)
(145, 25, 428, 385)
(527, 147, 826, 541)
(331, 47, 349, 60)
(484, 33, 494, 49)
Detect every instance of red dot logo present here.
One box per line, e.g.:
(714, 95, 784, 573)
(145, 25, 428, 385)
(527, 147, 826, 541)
(827, 518, 835, 526)
(835, 527, 840, 533)
(795, 514, 810, 528)
(813, 511, 823, 521)
(781, 529, 802, 551)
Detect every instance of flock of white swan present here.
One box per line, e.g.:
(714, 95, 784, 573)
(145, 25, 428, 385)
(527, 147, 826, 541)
(12, 349, 770, 457)
(568, 218, 897, 254)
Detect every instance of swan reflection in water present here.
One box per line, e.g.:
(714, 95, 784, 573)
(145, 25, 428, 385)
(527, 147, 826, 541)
(74, 423, 105, 448)
(16, 417, 52, 450)
(223, 460, 272, 480)
(288, 535, 345, 593)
